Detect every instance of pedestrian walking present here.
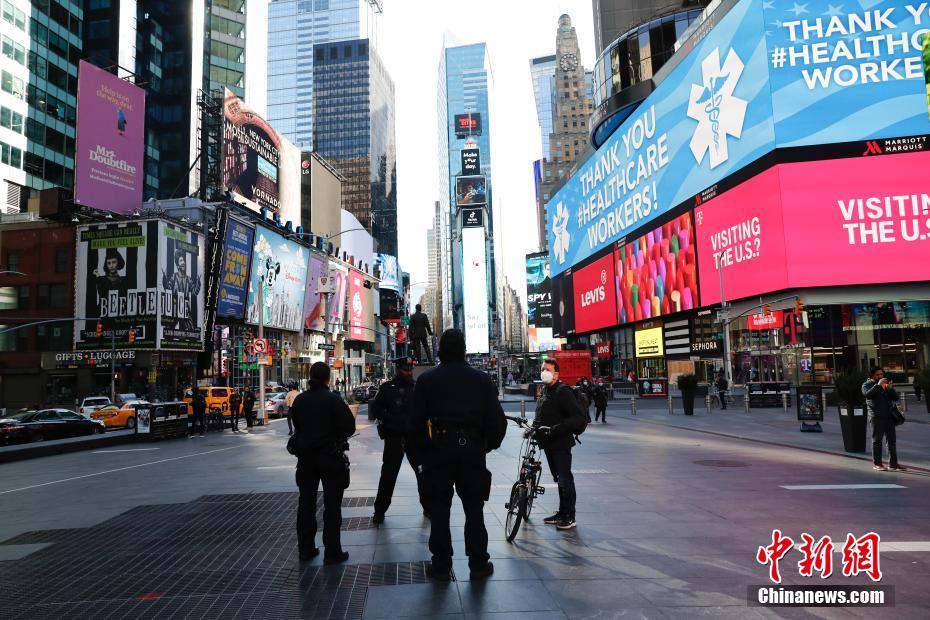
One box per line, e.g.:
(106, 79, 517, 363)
(291, 362, 356, 564)
(243, 387, 256, 429)
(408, 329, 507, 581)
(715, 371, 729, 409)
(914, 379, 923, 402)
(285, 382, 300, 436)
(370, 356, 428, 523)
(593, 383, 608, 423)
(862, 367, 907, 471)
(229, 389, 242, 432)
(409, 304, 434, 364)
(537, 359, 587, 530)
(190, 391, 207, 436)
(575, 377, 593, 423)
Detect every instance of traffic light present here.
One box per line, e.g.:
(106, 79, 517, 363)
(794, 299, 804, 314)
(762, 304, 772, 316)
(96, 322, 103, 337)
(128, 329, 135, 344)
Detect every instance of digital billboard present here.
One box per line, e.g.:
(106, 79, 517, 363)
(548, 0, 930, 277)
(73, 60, 146, 214)
(462, 208, 484, 227)
(223, 89, 301, 225)
(245, 226, 308, 332)
(461, 226, 490, 353)
(528, 326, 561, 353)
(635, 325, 664, 358)
(572, 252, 617, 334)
(74, 220, 204, 351)
(552, 273, 575, 337)
(454, 113, 482, 137)
(616, 213, 698, 322)
(525, 252, 552, 328)
(217, 218, 254, 319)
(462, 148, 480, 174)
(373, 254, 401, 294)
(327, 263, 349, 335)
(303, 253, 327, 332)
(348, 269, 368, 341)
(455, 175, 487, 206)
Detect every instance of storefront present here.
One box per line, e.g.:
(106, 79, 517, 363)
(40, 351, 160, 403)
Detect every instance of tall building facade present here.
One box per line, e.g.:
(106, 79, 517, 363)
(312, 38, 397, 255)
(266, 0, 381, 151)
(592, 0, 708, 55)
(536, 15, 594, 251)
(529, 55, 556, 157)
(1, 0, 82, 212)
(437, 42, 501, 351)
(421, 200, 441, 331)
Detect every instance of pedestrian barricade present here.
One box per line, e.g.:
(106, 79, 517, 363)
(135, 401, 189, 440)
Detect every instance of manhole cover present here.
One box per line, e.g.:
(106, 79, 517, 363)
(693, 459, 750, 468)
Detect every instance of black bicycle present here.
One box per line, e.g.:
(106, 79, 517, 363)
(503, 415, 550, 542)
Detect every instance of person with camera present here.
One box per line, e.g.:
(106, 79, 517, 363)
(408, 329, 507, 581)
(862, 366, 906, 472)
(536, 359, 587, 530)
(715, 370, 729, 410)
(290, 362, 356, 564)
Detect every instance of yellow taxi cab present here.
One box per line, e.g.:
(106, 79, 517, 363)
(183, 387, 240, 418)
(92, 401, 150, 430)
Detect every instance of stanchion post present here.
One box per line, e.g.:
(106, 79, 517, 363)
(667, 390, 673, 415)
(705, 393, 712, 415)
(744, 391, 750, 414)
(822, 390, 828, 417)
(631, 395, 637, 416)
(782, 392, 788, 414)
(520, 399, 526, 419)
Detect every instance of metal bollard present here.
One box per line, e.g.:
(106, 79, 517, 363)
(901, 392, 907, 413)
(667, 390, 673, 415)
(744, 392, 750, 414)
(705, 394, 712, 415)
(782, 392, 788, 414)
(631, 395, 637, 416)
(822, 391, 828, 417)
(520, 399, 526, 419)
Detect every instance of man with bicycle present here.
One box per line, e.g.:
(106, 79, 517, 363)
(535, 359, 586, 530)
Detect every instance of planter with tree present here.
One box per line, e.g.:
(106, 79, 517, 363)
(678, 374, 699, 415)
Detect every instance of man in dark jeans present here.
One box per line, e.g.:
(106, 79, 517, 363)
(862, 367, 906, 472)
(190, 391, 207, 436)
(535, 359, 587, 530)
(715, 371, 729, 410)
(229, 390, 242, 432)
(291, 362, 356, 563)
(243, 388, 256, 429)
(593, 383, 608, 423)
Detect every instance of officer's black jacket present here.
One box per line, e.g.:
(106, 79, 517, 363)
(407, 361, 506, 453)
(370, 377, 414, 435)
(291, 384, 356, 456)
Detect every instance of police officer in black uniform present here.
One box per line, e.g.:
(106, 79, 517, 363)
(408, 329, 507, 581)
(371, 356, 428, 523)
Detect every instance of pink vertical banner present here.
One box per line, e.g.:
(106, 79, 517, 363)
(349, 270, 364, 340)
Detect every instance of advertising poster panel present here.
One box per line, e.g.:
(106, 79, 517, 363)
(528, 326, 561, 353)
(158, 221, 205, 351)
(303, 253, 327, 332)
(572, 252, 617, 334)
(635, 324, 664, 358)
(217, 218, 254, 319)
(552, 272, 575, 337)
(461, 226, 490, 354)
(348, 269, 366, 341)
(615, 212, 697, 323)
(327, 264, 349, 335)
(462, 148, 480, 174)
(525, 252, 552, 329)
(223, 89, 301, 224)
(373, 254, 401, 293)
(796, 385, 824, 422)
(462, 208, 483, 227)
(454, 113, 482, 137)
(455, 175, 487, 206)
(73, 60, 146, 214)
(245, 226, 308, 332)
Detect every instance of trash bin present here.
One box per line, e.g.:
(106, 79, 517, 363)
(837, 405, 867, 452)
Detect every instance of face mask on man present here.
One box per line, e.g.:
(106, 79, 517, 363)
(540, 370, 554, 384)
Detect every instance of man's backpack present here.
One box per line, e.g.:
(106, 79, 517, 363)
(559, 385, 589, 436)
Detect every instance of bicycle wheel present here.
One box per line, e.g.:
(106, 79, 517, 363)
(524, 465, 543, 519)
(504, 482, 527, 542)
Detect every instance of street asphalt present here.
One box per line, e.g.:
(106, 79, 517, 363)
(0, 401, 928, 619)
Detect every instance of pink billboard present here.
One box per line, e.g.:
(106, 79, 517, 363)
(73, 60, 146, 214)
(695, 169, 789, 306)
(348, 269, 365, 340)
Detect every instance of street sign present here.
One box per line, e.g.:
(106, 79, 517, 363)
(258, 355, 272, 366)
(318, 343, 335, 351)
(400, 316, 410, 327)
(253, 338, 268, 354)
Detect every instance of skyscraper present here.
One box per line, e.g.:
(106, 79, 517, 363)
(592, 0, 709, 55)
(529, 55, 556, 157)
(266, 0, 382, 150)
(437, 41, 501, 352)
(312, 38, 397, 255)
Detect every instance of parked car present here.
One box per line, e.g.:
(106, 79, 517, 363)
(183, 387, 240, 418)
(352, 383, 378, 404)
(79, 396, 111, 418)
(0, 409, 105, 445)
(92, 401, 151, 430)
(264, 392, 288, 418)
(116, 393, 138, 405)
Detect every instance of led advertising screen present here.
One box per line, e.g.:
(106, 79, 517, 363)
(552, 272, 575, 337)
(525, 252, 553, 329)
(461, 226, 490, 353)
(327, 264, 349, 335)
(527, 326, 561, 353)
(303, 253, 327, 332)
(635, 325, 664, 358)
(462, 148, 480, 174)
(348, 269, 370, 341)
(454, 113, 482, 137)
(455, 175, 487, 206)
(373, 254, 401, 294)
(223, 89, 302, 225)
(73, 60, 146, 214)
(615, 213, 698, 323)
(548, 0, 930, 277)
(216, 218, 254, 319)
(245, 226, 308, 332)
(572, 251, 617, 335)
(462, 208, 484, 227)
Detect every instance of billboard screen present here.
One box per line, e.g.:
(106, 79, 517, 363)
(327, 264, 349, 335)
(462, 226, 489, 353)
(615, 212, 698, 323)
(548, 0, 930, 277)
(223, 89, 301, 224)
(455, 175, 487, 206)
(348, 269, 368, 341)
(528, 326, 561, 353)
(552, 272, 575, 337)
(374, 254, 401, 294)
(462, 208, 483, 227)
(303, 253, 327, 332)
(73, 60, 146, 214)
(635, 325, 664, 358)
(454, 113, 482, 137)
(245, 226, 308, 332)
(525, 252, 552, 328)
(74, 220, 204, 351)
(572, 251, 617, 334)
(217, 218, 254, 319)
(462, 148, 480, 174)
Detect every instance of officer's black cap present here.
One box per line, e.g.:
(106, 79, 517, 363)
(392, 356, 416, 368)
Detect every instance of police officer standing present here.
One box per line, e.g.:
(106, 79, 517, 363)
(190, 390, 207, 436)
(408, 329, 507, 581)
(291, 362, 356, 564)
(371, 356, 428, 523)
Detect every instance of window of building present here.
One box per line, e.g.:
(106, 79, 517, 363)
(88, 0, 111, 8)
(344, 45, 352, 58)
(1, 35, 25, 65)
(6, 250, 19, 273)
(37, 283, 67, 309)
(1, 71, 25, 100)
(54, 247, 69, 273)
(315, 47, 324, 61)
(0, 141, 23, 168)
(2, 1, 26, 31)
(16, 284, 29, 309)
(330, 47, 338, 60)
